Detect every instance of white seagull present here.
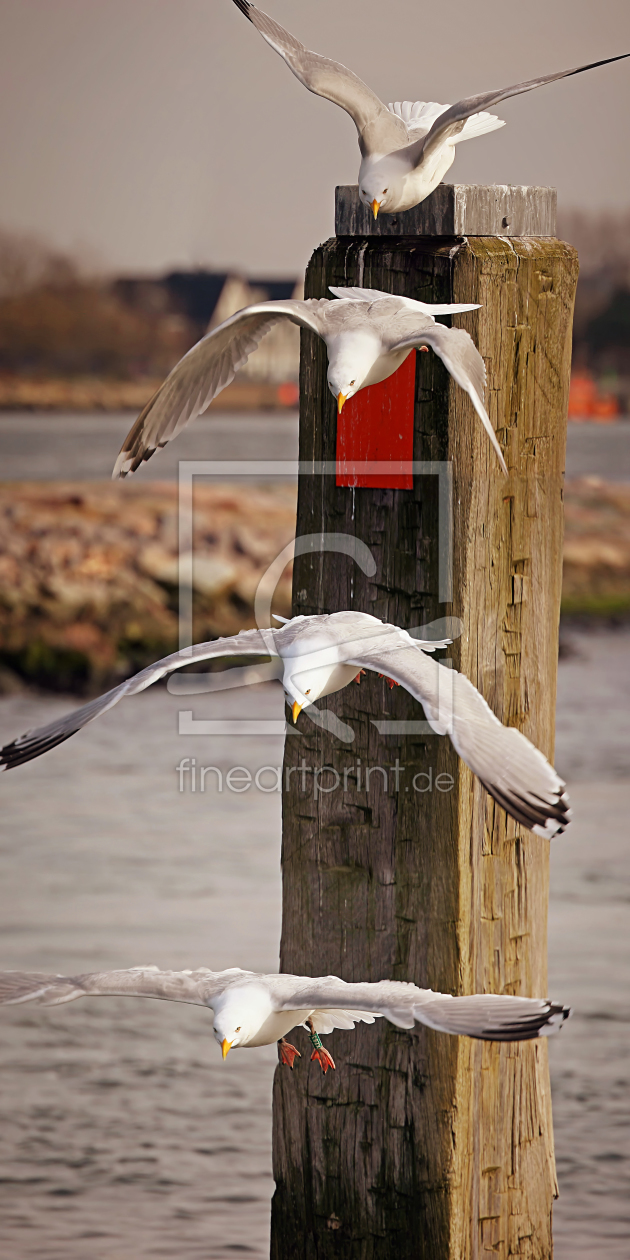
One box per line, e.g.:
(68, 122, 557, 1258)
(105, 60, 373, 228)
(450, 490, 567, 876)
(113, 286, 508, 477)
(231, 0, 628, 217)
(0, 611, 570, 838)
(0, 966, 570, 1071)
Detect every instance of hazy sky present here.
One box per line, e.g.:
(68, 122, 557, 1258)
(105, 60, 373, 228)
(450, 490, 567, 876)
(1, 0, 629, 277)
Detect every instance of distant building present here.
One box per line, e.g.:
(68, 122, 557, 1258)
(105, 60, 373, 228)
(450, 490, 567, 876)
(114, 269, 302, 383)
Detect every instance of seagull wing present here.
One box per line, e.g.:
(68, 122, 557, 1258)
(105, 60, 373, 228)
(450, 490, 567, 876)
(387, 99, 505, 145)
(231, 0, 406, 155)
(328, 285, 481, 316)
(390, 324, 507, 475)
(0, 967, 243, 1009)
(0, 969, 568, 1042)
(113, 300, 322, 478)
(409, 52, 630, 166)
(271, 975, 569, 1040)
(412, 992, 570, 1040)
(0, 628, 278, 771)
(344, 639, 570, 838)
(271, 975, 422, 1028)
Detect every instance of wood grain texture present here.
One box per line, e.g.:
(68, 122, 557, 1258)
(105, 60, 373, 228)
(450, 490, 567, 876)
(335, 185, 557, 237)
(271, 235, 578, 1260)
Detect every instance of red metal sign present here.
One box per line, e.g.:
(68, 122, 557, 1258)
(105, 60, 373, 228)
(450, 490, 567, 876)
(335, 350, 416, 490)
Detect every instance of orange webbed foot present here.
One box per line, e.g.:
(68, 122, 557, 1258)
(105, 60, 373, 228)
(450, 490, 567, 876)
(278, 1039, 301, 1068)
(311, 1045, 336, 1073)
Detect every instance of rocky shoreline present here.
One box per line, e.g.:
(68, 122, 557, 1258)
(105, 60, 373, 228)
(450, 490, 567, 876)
(0, 481, 296, 691)
(0, 477, 628, 692)
(562, 477, 630, 616)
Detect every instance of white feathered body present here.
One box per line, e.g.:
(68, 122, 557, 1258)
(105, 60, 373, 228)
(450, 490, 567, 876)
(210, 983, 312, 1047)
(208, 973, 381, 1050)
(320, 297, 439, 394)
(359, 142, 456, 215)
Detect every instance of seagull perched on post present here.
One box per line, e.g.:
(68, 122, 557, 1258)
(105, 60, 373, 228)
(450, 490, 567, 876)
(231, 0, 628, 218)
(0, 966, 570, 1072)
(0, 611, 570, 839)
(113, 286, 509, 477)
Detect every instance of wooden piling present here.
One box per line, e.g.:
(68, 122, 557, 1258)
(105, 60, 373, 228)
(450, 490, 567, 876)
(271, 186, 578, 1260)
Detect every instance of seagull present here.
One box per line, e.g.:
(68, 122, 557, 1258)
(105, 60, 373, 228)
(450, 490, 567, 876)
(113, 286, 509, 477)
(0, 611, 570, 838)
(0, 966, 570, 1070)
(231, 0, 629, 217)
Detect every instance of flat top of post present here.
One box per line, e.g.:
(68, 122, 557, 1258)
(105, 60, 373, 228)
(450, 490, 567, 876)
(335, 184, 557, 238)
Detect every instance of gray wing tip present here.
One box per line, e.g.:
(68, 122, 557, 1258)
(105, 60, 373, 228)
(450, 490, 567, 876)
(0, 971, 63, 1005)
(232, 0, 254, 18)
(417, 994, 571, 1041)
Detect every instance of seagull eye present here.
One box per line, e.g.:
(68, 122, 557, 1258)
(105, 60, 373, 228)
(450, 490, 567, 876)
(235, 1026, 241, 1033)
(305, 689, 311, 695)
(349, 380, 355, 386)
(383, 188, 388, 194)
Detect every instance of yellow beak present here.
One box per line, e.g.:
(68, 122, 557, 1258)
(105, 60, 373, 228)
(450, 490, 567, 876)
(371, 198, 380, 220)
(337, 392, 347, 414)
(222, 1038, 232, 1060)
(292, 700, 302, 724)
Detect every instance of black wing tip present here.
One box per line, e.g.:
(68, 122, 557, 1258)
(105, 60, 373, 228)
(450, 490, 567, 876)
(481, 779, 571, 838)
(571, 52, 630, 76)
(113, 445, 157, 480)
(0, 737, 30, 772)
(0, 728, 77, 772)
(545, 1001, 571, 1028)
(232, 0, 254, 18)
(531, 1000, 572, 1039)
(478, 1001, 571, 1042)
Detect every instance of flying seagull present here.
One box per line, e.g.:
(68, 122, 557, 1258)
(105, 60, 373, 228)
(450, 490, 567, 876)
(231, 0, 629, 217)
(0, 966, 570, 1070)
(113, 286, 508, 477)
(0, 611, 570, 838)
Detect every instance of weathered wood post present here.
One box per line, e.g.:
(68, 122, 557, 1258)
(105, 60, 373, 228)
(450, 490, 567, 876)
(271, 185, 578, 1260)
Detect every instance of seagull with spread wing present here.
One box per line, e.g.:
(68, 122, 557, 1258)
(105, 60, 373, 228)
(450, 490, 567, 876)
(0, 966, 570, 1071)
(114, 286, 507, 477)
(0, 611, 570, 839)
(231, 0, 628, 218)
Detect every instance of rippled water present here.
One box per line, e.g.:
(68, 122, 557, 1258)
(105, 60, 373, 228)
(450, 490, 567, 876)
(0, 628, 629, 1257)
(0, 413, 627, 483)
(0, 685, 283, 1258)
(0, 411, 298, 482)
(549, 627, 630, 1258)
